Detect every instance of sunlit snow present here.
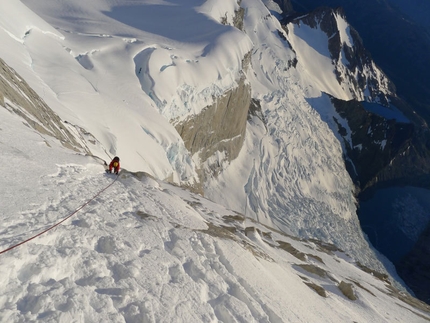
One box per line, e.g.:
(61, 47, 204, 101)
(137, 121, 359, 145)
(1, 0, 429, 321)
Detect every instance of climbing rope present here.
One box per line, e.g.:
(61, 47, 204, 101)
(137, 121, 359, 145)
(0, 175, 119, 256)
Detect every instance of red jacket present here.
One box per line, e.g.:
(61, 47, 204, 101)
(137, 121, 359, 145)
(109, 159, 120, 173)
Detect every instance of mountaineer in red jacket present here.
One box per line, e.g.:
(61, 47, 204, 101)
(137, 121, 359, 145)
(107, 156, 120, 175)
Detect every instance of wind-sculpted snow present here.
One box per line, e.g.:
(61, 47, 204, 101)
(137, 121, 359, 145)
(4, 0, 253, 184)
(22, 0, 252, 121)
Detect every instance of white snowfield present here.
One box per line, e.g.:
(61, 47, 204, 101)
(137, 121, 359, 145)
(1, 0, 428, 321)
(1, 107, 429, 322)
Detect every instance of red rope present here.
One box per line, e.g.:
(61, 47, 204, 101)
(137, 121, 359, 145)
(0, 175, 119, 256)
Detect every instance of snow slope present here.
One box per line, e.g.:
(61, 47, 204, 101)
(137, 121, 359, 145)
(0, 0, 408, 304)
(1, 105, 430, 322)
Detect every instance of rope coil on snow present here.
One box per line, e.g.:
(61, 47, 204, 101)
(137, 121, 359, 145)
(0, 175, 119, 256)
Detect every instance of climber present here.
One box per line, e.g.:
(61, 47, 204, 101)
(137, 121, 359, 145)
(106, 156, 120, 175)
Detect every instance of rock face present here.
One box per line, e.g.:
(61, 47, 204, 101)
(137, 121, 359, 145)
(330, 97, 415, 192)
(0, 58, 83, 152)
(0, 86, 3, 106)
(175, 75, 251, 183)
(329, 96, 430, 308)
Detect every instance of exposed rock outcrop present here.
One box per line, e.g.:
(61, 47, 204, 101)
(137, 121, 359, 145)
(0, 57, 84, 152)
(338, 281, 357, 300)
(330, 96, 430, 196)
(175, 75, 251, 183)
(330, 97, 415, 192)
(287, 6, 430, 195)
(233, 3, 245, 31)
(220, 1, 245, 31)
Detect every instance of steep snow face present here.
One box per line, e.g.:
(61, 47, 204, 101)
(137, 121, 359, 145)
(1, 108, 429, 322)
(112, 2, 252, 120)
(288, 17, 354, 100)
(0, 58, 85, 153)
(2, 0, 429, 318)
(335, 13, 354, 48)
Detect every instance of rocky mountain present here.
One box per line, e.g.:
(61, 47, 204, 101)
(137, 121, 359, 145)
(281, 6, 430, 193)
(290, 0, 430, 126)
(0, 57, 83, 152)
(174, 68, 251, 192)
